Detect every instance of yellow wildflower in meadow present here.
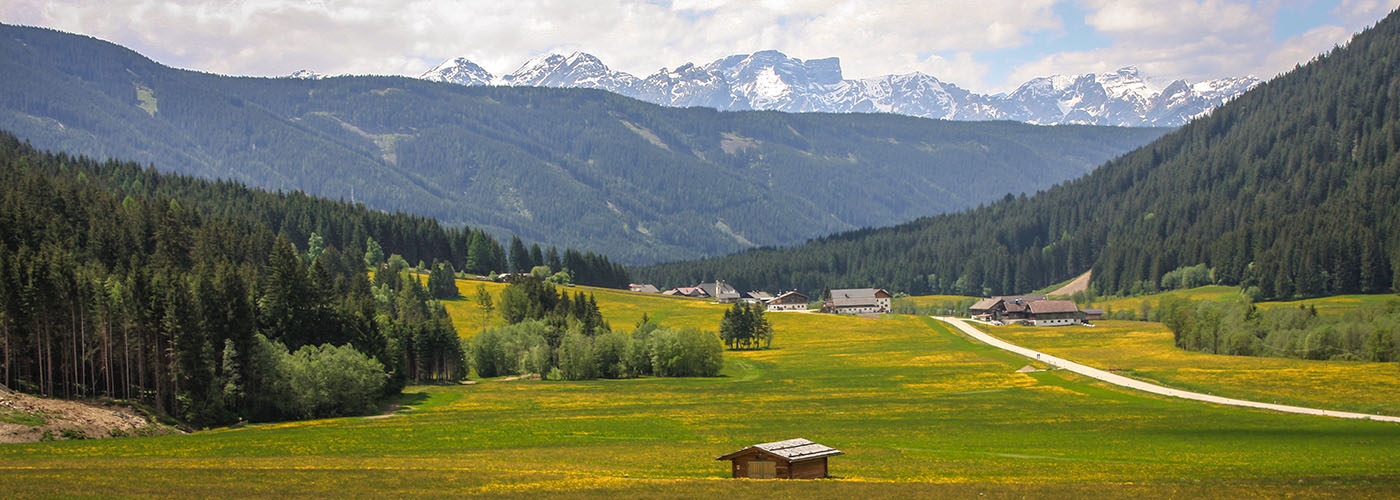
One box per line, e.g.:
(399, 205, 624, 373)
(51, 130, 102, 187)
(987, 320, 1400, 415)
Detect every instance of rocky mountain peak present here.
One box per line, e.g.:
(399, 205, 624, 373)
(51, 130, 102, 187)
(418, 52, 1259, 127)
(420, 57, 494, 86)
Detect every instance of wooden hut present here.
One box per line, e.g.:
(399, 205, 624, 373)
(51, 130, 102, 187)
(716, 438, 843, 479)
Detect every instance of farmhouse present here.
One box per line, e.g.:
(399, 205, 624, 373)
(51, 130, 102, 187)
(822, 288, 891, 314)
(969, 295, 1048, 322)
(698, 281, 743, 303)
(716, 438, 842, 479)
(765, 291, 809, 311)
(746, 291, 774, 303)
(628, 283, 660, 293)
(1027, 300, 1085, 326)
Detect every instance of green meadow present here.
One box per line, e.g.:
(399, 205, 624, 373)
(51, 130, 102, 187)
(1, 280, 1397, 498)
(1087, 285, 1399, 317)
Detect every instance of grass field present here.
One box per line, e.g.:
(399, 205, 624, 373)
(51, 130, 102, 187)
(0, 279, 1397, 498)
(1087, 285, 1399, 318)
(986, 320, 1400, 416)
(897, 294, 978, 308)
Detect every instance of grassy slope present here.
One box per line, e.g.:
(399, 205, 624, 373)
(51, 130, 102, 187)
(0, 279, 1397, 498)
(897, 294, 979, 308)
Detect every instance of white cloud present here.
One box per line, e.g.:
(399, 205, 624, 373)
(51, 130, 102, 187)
(1000, 0, 1398, 91)
(0, 0, 1059, 89)
(1334, 0, 1400, 25)
(0, 0, 1395, 93)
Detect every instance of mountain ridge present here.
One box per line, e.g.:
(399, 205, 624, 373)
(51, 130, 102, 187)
(0, 23, 1167, 264)
(416, 50, 1259, 127)
(635, 10, 1400, 299)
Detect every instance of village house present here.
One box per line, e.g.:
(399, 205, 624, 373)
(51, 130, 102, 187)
(969, 295, 1047, 322)
(745, 291, 774, 304)
(698, 280, 743, 303)
(716, 438, 842, 479)
(628, 283, 660, 294)
(821, 288, 891, 314)
(1026, 300, 1085, 326)
(971, 295, 1092, 326)
(764, 291, 809, 311)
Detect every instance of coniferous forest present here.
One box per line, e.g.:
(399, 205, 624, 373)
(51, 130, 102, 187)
(638, 10, 1400, 301)
(0, 23, 1167, 263)
(0, 131, 624, 426)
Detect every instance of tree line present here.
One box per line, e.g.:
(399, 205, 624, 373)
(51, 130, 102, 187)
(0, 130, 626, 427)
(1156, 296, 1400, 362)
(636, 11, 1400, 301)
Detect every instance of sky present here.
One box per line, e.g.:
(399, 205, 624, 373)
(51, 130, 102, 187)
(2, 0, 1397, 93)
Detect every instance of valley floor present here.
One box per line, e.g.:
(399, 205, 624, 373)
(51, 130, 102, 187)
(0, 283, 1397, 498)
(939, 316, 1400, 421)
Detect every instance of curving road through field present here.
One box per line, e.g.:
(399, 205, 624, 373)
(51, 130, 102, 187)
(933, 316, 1400, 423)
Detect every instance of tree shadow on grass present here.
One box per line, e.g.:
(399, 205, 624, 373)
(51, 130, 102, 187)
(376, 392, 431, 415)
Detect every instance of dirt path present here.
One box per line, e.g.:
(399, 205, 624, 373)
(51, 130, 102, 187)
(933, 317, 1400, 423)
(1047, 270, 1092, 297)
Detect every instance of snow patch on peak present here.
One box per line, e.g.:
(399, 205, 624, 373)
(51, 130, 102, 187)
(289, 69, 324, 80)
(420, 57, 493, 86)
(751, 66, 791, 101)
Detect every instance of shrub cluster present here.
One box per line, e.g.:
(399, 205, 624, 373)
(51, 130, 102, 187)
(470, 320, 722, 380)
(1158, 296, 1400, 361)
(244, 335, 389, 420)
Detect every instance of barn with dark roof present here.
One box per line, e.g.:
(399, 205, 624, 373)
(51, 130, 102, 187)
(716, 438, 843, 479)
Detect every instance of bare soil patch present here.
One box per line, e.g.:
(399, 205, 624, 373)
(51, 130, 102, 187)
(0, 385, 178, 443)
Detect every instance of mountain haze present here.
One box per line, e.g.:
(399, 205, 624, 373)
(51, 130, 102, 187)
(637, 11, 1400, 299)
(421, 50, 1258, 127)
(0, 23, 1167, 264)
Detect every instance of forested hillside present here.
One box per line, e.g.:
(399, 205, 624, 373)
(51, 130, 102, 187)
(0, 130, 621, 426)
(0, 23, 1167, 263)
(638, 11, 1400, 300)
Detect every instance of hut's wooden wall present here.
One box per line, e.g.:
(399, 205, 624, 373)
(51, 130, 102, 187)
(790, 458, 828, 479)
(726, 451, 830, 479)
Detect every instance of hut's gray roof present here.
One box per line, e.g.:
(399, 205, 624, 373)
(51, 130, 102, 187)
(718, 438, 843, 461)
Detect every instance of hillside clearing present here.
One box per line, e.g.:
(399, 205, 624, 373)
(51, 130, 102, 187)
(0, 386, 176, 443)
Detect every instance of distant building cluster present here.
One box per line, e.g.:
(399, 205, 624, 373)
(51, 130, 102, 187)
(631, 281, 811, 311)
(969, 295, 1103, 326)
(631, 281, 886, 315)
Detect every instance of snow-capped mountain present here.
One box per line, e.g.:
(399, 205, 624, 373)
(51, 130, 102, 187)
(501, 52, 645, 94)
(421, 57, 492, 86)
(418, 51, 1260, 127)
(288, 69, 326, 80)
